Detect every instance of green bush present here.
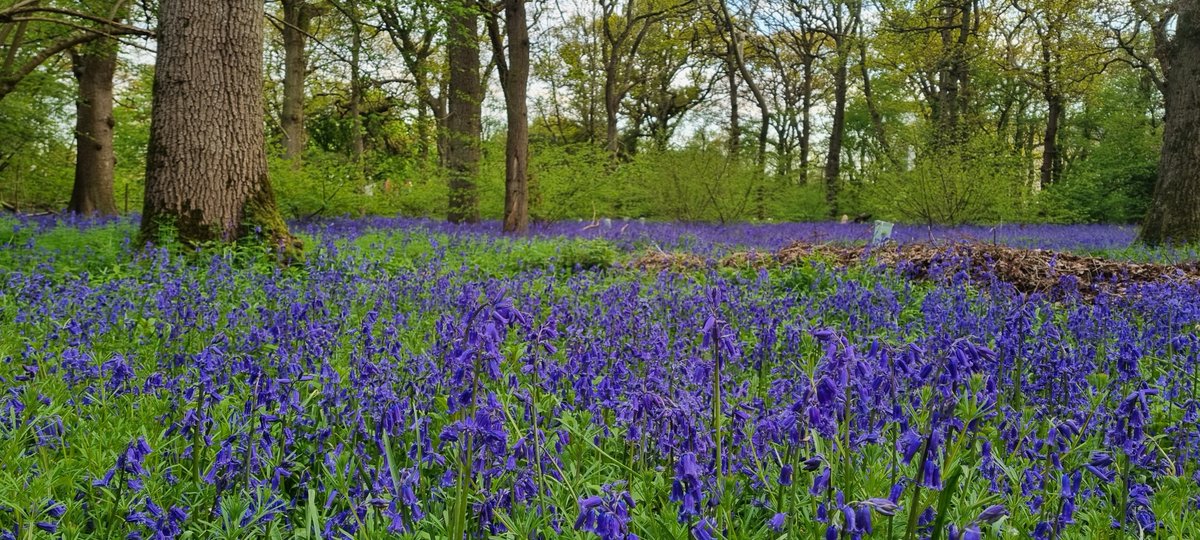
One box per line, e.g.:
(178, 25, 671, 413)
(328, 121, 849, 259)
(862, 133, 1031, 225)
(528, 143, 615, 222)
(557, 238, 618, 270)
(1038, 77, 1160, 224)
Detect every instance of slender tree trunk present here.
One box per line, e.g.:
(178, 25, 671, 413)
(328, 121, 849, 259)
(348, 13, 365, 164)
(1039, 92, 1062, 188)
(604, 62, 621, 159)
(800, 58, 813, 186)
(717, 0, 769, 216)
(859, 39, 891, 160)
(435, 86, 450, 167)
(1141, 0, 1200, 246)
(281, 0, 312, 165)
(141, 0, 296, 255)
(501, 0, 530, 233)
(413, 78, 445, 165)
(446, 0, 482, 223)
(68, 44, 118, 216)
(934, 0, 972, 145)
(727, 46, 740, 157)
(825, 51, 849, 218)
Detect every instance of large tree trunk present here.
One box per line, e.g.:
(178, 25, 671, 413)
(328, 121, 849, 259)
(68, 44, 118, 216)
(280, 0, 313, 165)
(141, 0, 296, 254)
(825, 52, 849, 219)
(1140, 0, 1200, 246)
(501, 0, 530, 233)
(446, 0, 482, 223)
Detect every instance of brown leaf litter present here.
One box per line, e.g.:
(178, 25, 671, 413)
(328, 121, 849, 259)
(629, 242, 1200, 298)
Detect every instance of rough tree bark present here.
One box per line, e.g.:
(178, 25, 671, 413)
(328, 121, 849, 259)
(446, 0, 482, 223)
(68, 43, 118, 216)
(499, 0, 530, 233)
(280, 0, 314, 165)
(141, 0, 297, 255)
(1140, 0, 1200, 246)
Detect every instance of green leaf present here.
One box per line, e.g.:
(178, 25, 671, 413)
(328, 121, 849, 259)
(929, 467, 963, 540)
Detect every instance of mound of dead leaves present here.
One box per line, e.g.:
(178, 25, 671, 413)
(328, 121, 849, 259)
(632, 241, 1200, 297)
(859, 243, 1200, 296)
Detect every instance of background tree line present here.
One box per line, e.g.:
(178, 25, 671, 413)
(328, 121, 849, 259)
(0, 0, 1197, 245)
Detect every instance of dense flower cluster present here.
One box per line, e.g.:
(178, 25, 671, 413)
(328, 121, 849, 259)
(1, 218, 1199, 538)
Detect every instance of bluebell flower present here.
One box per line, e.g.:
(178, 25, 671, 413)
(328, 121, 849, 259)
(768, 512, 786, 532)
(973, 504, 1007, 524)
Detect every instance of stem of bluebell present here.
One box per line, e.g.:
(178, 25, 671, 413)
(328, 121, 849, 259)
(903, 432, 933, 540)
(710, 317, 731, 535)
(531, 347, 548, 526)
(190, 376, 206, 487)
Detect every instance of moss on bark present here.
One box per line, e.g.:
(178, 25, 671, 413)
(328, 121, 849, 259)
(239, 181, 304, 263)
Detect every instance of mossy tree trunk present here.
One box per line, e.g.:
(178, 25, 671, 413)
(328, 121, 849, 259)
(1140, 0, 1200, 246)
(446, 0, 482, 223)
(141, 0, 297, 255)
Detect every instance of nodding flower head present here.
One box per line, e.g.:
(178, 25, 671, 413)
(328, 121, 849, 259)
(670, 452, 704, 522)
(778, 464, 793, 486)
(692, 517, 717, 540)
(574, 487, 635, 540)
(768, 512, 786, 532)
(862, 498, 901, 517)
(92, 437, 153, 491)
(810, 466, 831, 496)
(973, 504, 1007, 525)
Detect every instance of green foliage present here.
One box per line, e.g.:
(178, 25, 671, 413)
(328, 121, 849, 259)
(0, 0, 1167, 228)
(270, 152, 367, 218)
(557, 239, 618, 270)
(112, 64, 155, 214)
(617, 144, 827, 222)
(0, 217, 132, 275)
(862, 132, 1032, 225)
(0, 71, 76, 211)
(1039, 74, 1161, 224)
(268, 136, 829, 224)
(526, 143, 614, 221)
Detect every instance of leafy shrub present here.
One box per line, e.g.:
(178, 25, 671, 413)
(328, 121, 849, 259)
(863, 133, 1030, 225)
(557, 238, 618, 270)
